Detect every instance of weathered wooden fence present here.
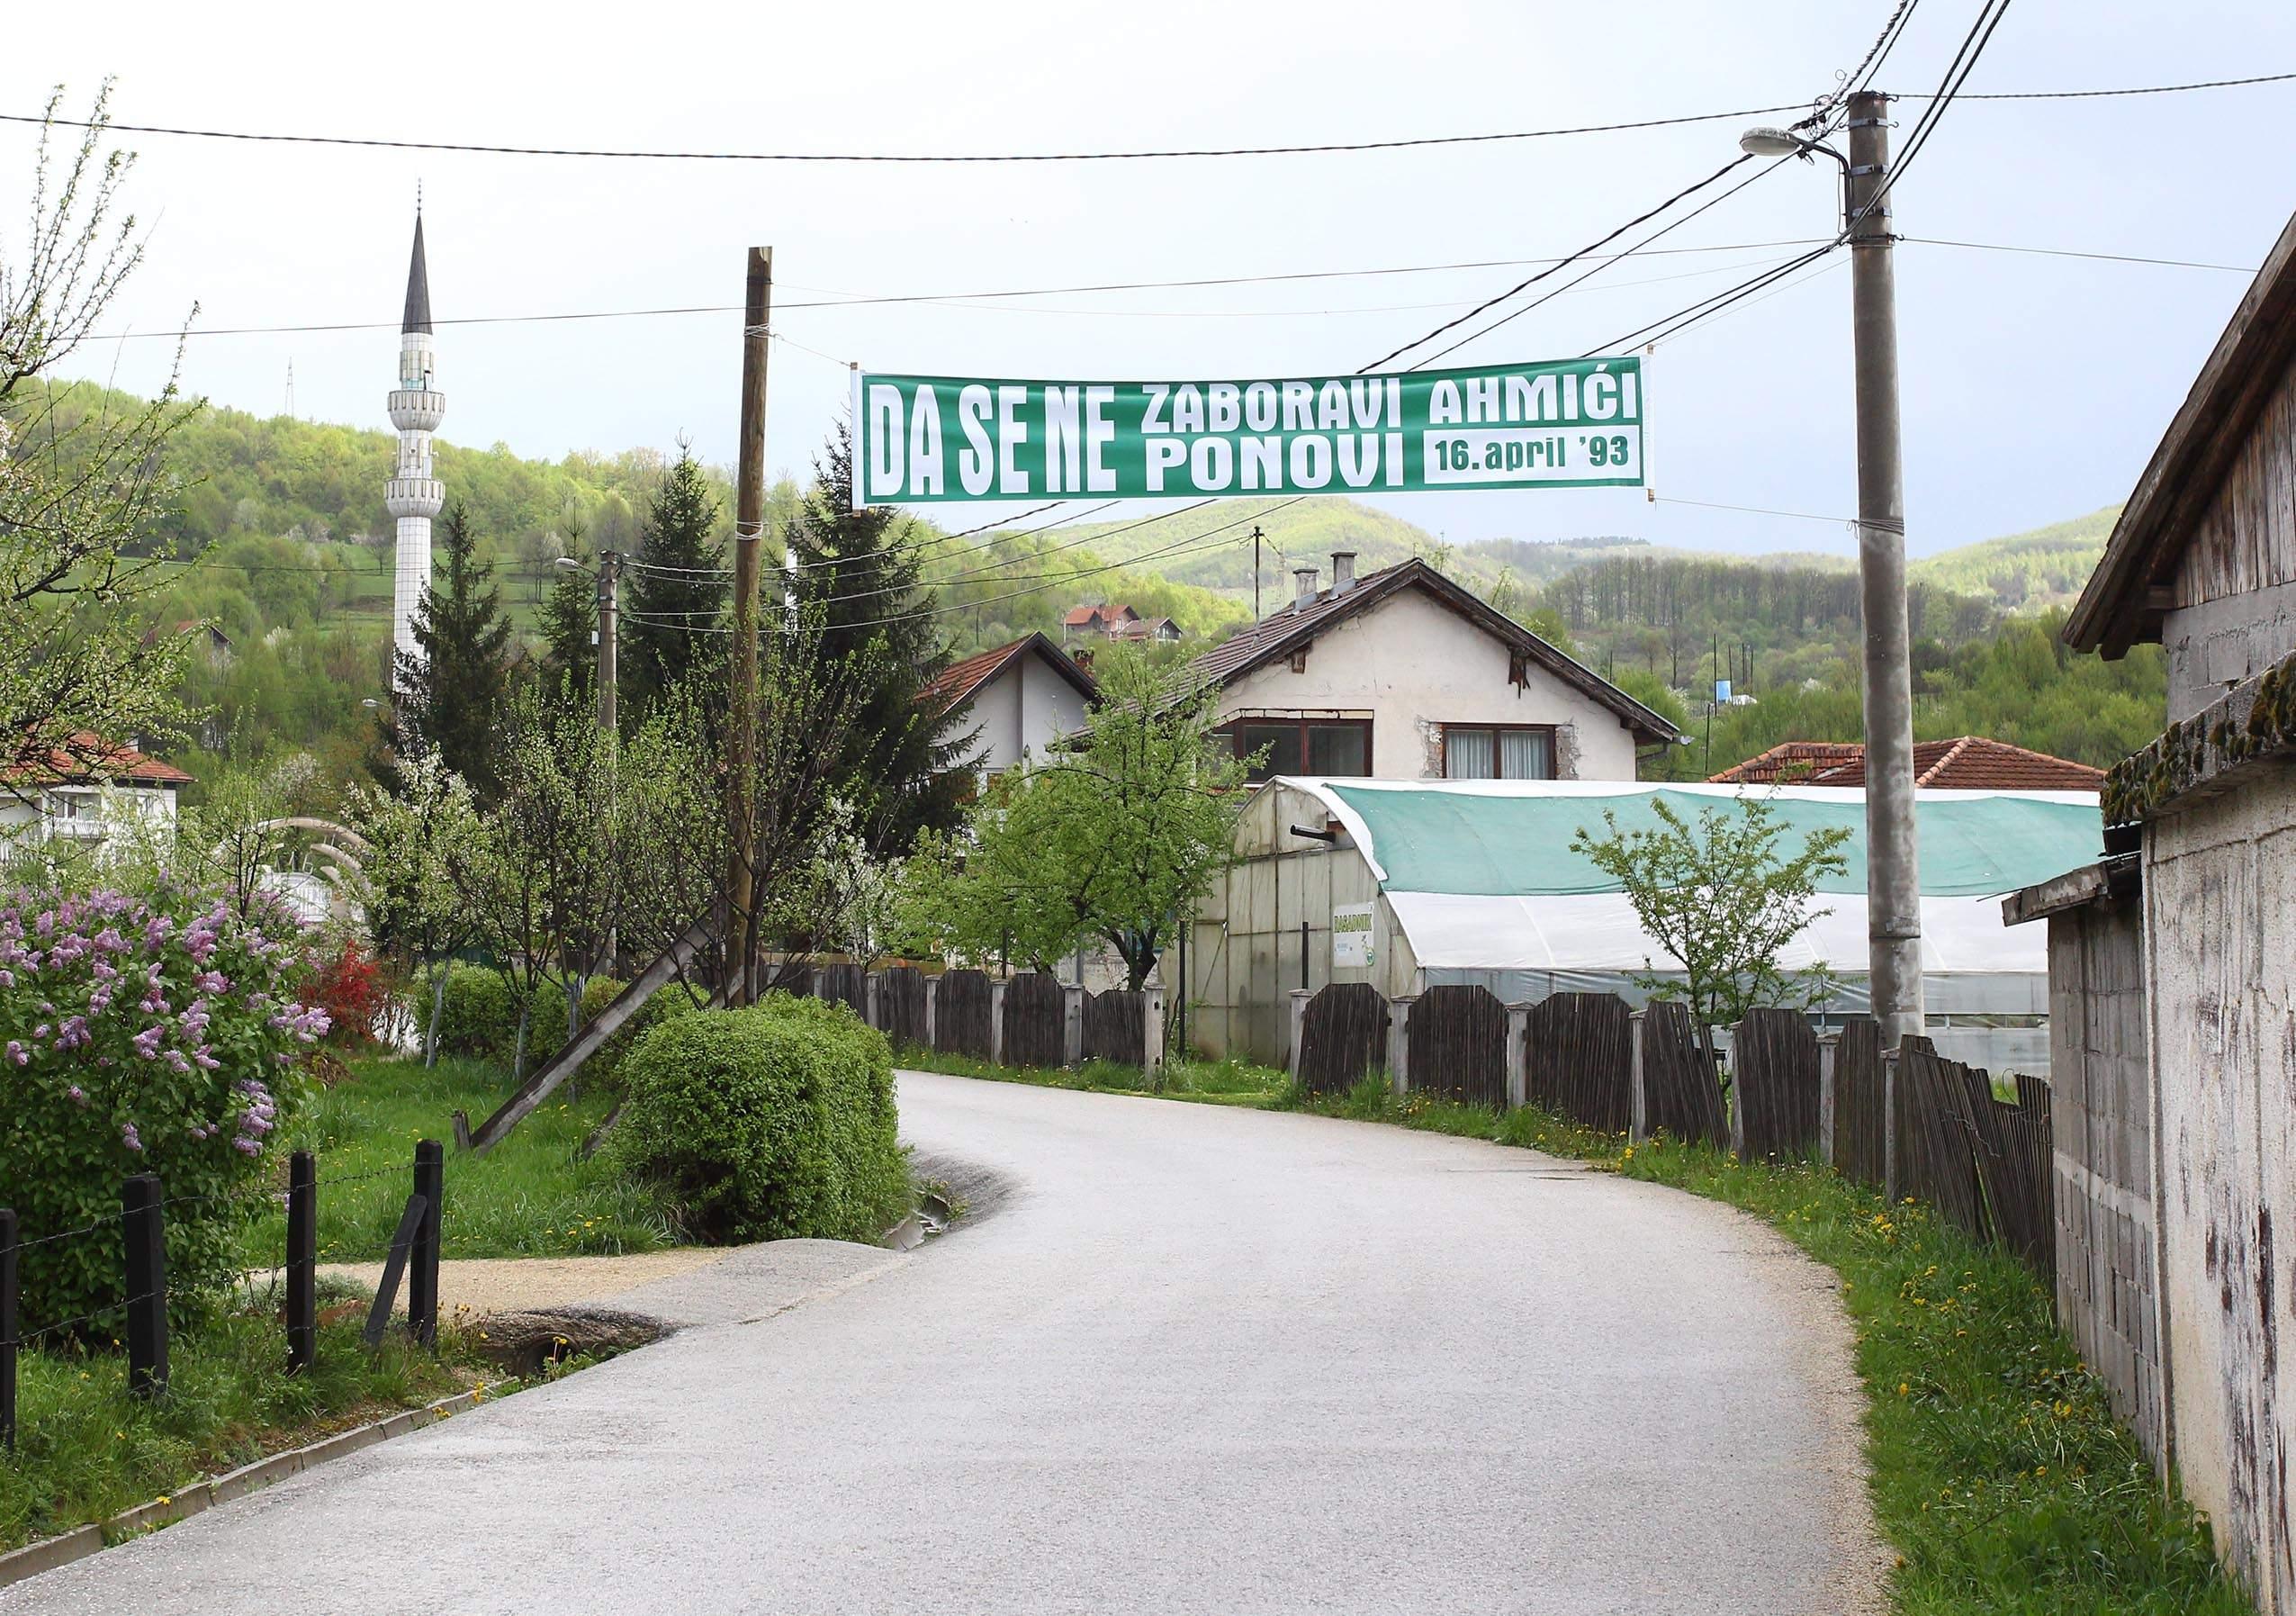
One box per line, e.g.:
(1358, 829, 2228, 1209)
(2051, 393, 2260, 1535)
(812, 962, 867, 1020)
(1406, 985, 1508, 1108)
(1831, 1016, 1886, 1190)
(1001, 971, 1067, 1069)
(933, 969, 995, 1061)
(879, 966, 930, 1047)
(1733, 1007, 1821, 1160)
(1296, 983, 1390, 1096)
(1083, 989, 1147, 1065)
(1526, 992, 1633, 1133)
(1639, 1000, 1728, 1147)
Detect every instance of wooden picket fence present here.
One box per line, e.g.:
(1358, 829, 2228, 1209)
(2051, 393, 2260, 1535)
(1001, 971, 1067, 1069)
(1280, 980, 2056, 1281)
(880, 966, 930, 1047)
(1296, 982, 1390, 1096)
(1083, 989, 1147, 1065)
(934, 969, 995, 1061)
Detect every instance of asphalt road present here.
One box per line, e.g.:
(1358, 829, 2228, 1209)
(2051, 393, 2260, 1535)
(7, 1072, 1883, 1614)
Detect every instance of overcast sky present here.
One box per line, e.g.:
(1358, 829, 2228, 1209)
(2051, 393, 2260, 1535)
(8, 0, 2294, 558)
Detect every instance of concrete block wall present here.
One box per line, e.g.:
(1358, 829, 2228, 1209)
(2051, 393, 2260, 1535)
(2046, 895, 2165, 1464)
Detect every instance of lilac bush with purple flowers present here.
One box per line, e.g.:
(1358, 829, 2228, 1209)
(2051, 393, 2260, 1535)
(0, 880, 326, 1334)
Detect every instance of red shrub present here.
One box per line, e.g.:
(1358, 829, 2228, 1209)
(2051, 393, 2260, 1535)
(302, 938, 390, 1048)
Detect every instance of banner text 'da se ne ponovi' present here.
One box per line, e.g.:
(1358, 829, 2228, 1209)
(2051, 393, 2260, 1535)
(851, 357, 1644, 507)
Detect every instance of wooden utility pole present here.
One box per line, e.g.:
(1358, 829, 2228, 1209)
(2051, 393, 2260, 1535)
(595, 548, 619, 735)
(1250, 526, 1265, 620)
(727, 247, 772, 1005)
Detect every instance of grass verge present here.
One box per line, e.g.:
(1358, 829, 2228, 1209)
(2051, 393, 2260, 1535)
(1, 1291, 489, 1553)
(1286, 1075, 2246, 1615)
(891, 1044, 1288, 1106)
(245, 1055, 679, 1266)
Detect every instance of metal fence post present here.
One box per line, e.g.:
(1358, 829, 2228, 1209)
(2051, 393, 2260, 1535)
(122, 1174, 168, 1398)
(410, 1140, 444, 1350)
(1, 1207, 17, 1453)
(1815, 1032, 1841, 1169)
(286, 1151, 317, 1373)
(1629, 1009, 1649, 1144)
(1504, 1003, 1530, 1110)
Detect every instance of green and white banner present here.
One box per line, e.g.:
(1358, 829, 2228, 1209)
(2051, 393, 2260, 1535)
(850, 357, 1644, 508)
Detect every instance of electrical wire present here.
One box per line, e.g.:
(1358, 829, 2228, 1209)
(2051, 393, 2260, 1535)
(0, 103, 1816, 164)
(1358, 152, 1758, 372)
(1905, 235, 2255, 274)
(1932, 69, 2296, 99)
(85, 239, 1843, 343)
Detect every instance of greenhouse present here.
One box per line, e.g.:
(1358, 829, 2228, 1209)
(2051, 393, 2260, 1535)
(1181, 777, 2105, 1077)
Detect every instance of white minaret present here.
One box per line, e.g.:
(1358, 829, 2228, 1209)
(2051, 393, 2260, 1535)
(385, 208, 444, 682)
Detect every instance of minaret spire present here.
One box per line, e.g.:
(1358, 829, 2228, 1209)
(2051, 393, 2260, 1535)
(385, 204, 445, 682)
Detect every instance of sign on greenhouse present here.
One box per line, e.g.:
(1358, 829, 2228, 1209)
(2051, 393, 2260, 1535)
(850, 357, 1644, 508)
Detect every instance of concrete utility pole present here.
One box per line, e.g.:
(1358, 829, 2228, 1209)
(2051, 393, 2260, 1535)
(594, 548, 619, 735)
(727, 246, 772, 1005)
(1250, 525, 1264, 620)
(1844, 91, 1923, 1046)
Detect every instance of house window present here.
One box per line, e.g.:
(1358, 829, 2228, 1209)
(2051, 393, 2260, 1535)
(1220, 718, 1372, 782)
(1443, 725, 1554, 780)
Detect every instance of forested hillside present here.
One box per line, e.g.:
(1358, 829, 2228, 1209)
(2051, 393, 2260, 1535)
(35, 379, 2152, 788)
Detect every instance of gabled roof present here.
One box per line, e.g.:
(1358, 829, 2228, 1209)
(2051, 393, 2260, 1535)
(6, 733, 194, 789)
(1061, 604, 1104, 627)
(921, 632, 1098, 712)
(1710, 736, 2103, 792)
(2066, 206, 2296, 655)
(1187, 556, 1682, 745)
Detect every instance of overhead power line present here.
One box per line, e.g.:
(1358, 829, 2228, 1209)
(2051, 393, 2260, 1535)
(1904, 235, 2255, 273)
(11, 70, 2288, 165)
(2, 104, 1810, 164)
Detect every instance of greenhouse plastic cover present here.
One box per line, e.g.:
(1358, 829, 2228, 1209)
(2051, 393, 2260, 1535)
(1294, 779, 2102, 978)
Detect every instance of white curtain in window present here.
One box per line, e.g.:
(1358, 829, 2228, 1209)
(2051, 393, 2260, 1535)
(1447, 728, 1495, 779)
(1499, 728, 1553, 780)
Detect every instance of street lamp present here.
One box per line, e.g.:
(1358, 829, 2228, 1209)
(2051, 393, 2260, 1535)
(1741, 93, 1925, 1048)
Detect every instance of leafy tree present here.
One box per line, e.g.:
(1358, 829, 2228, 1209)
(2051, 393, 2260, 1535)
(1, 87, 200, 795)
(1568, 795, 1850, 1033)
(914, 650, 1247, 989)
(623, 447, 725, 716)
(392, 501, 513, 799)
(782, 423, 968, 853)
(353, 747, 482, 1064)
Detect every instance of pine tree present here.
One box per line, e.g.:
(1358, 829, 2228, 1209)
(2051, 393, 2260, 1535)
(782, 422, 968, 853)
(392, 502, 514, 799)
(539, 562, 597, 705)
(624, 448, 727, 713)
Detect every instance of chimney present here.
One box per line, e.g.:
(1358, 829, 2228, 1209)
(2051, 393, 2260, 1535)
(1292, 565, 1320, 609)
(1330, 550, 1357, 594)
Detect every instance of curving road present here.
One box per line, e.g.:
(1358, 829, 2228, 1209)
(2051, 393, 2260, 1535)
(5, 1072, 1884, 1614)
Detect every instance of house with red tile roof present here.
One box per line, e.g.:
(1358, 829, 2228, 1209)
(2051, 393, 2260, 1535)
(923, 634, 1098, 781)
(1708, 736, 2104, 792)
(1, 732, 194, 848)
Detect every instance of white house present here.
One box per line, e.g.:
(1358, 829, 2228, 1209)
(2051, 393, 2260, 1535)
(1190, 552, 1682, 781)
(0, 734, 191, 850)
(923, 632, 1099, 782)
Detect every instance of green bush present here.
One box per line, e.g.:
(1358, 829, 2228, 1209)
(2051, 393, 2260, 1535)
(432, 964, 513, 1062)
(610, 992, 907, 1244)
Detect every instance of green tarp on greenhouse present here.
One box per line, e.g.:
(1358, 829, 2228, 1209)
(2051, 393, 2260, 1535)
(1320, 781, 2102, 898)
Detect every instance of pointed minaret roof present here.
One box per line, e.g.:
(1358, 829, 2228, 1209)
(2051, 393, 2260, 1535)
(401, 211, 433, 336)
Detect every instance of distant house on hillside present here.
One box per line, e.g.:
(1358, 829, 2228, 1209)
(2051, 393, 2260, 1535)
(1059, 601, 1180, 645)
(922, 633, 1098, 785)
(1711, 736, 2104, 792)
(1188, 550, 1681, 781)
(0, 734, 192, 849)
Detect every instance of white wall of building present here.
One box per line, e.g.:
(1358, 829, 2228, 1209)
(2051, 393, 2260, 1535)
(1213, 588, 1642, 781)
(941, 649, 1094, 778)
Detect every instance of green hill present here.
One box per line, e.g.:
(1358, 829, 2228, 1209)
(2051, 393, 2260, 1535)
(1910, 506, 2120, 612)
